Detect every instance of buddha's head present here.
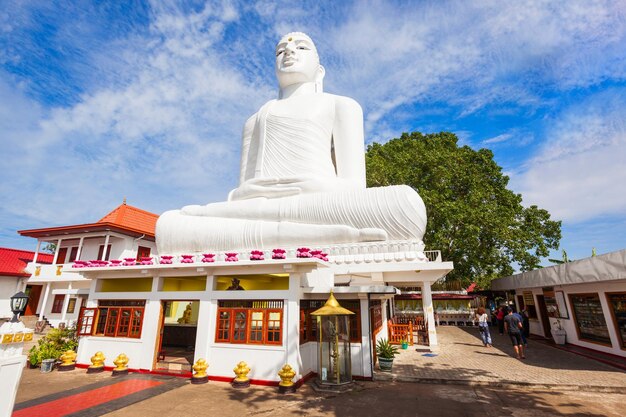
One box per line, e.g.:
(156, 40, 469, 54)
(275, 32, 325, 91)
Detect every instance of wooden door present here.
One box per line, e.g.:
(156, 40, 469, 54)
(536, 295, 552, 340)
(56, 247, 68, 264)
(24, 285, 42, 316)
(153, 301, 166, 370)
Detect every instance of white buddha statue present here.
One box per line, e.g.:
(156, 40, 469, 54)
(156, 32, 427, 254)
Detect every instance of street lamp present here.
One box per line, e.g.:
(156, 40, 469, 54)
(9, 291, 29, 323)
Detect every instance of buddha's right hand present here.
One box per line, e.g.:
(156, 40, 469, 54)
(228, 177, 301, 201)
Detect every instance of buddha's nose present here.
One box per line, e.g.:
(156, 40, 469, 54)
(285, 42, 296, 54)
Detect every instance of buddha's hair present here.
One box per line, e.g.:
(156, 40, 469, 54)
(278, 32, 319, 59)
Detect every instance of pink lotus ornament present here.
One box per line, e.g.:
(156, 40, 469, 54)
(180, 255, 195, 264)
(159, 256, 173, 265)
(140, 256, 153, 265)
(201, 253, 215, 263)
(310, 250, 329, 262)
(296, 248, 312, 258)
(123, 257, 137, 266)
(225, 252, 238, 262)
(109, 259, 123, 267)
(89, 260, 109, 267)
(250, 250, 264, 261)
(72, 260, 89, 268)
(272, 249, 286, 260)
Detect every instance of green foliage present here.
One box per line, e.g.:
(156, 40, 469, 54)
(376, 338, 400, 359)
(366, 132, 561, 286)
(28, 327, 78, 366)
(41, 243, 57, 254)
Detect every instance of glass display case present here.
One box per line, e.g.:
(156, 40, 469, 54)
(607, 293, 626, 349)
(311, 292, 354, 388)
(569, 293, 612, 345)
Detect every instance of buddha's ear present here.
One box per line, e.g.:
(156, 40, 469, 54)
(315, 65, 325, 93)
(317, 65, 326, 80)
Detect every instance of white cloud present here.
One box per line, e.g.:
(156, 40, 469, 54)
(0, 2, 273, 228)
(514, 88, 626, 222)
(1, 0, 626, 249)
(482, 133, 513, 145)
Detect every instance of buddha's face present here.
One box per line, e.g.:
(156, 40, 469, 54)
(275, 33, 322, 88)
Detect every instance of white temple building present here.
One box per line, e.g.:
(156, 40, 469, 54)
(18, 32, 454, 385)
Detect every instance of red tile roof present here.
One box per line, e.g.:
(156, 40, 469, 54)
(97, 203, 159, 236)
(0, 247, 53, 277)
(18, 202, 159, 239)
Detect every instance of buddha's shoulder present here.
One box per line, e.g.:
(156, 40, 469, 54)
(323, 93, 363, 115)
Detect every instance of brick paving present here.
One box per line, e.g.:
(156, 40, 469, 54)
(375, 326, 626, 390)
(13, 332, 626, 417)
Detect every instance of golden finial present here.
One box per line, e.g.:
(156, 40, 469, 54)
(232, 361, 251, 388)
(191, 359, 209, 384)
(87, 351, 105, 373)
(123, 197, 127, 205)
(112, 353, 129, 376)
(278, 364, 296, 393)
(58, 350, 77, 372)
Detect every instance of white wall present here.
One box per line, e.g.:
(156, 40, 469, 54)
(515, 280, 626, 358)
(0, 277, 22, 319)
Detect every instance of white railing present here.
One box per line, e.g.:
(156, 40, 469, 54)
(424, 250, 442, 262)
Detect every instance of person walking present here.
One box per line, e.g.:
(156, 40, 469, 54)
(504, 307, 525, 359)
(513, 309, 528, 346)
(475, 307, 492, 347)
(495, 306, 505, 335)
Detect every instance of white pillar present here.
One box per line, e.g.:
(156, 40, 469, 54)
(285, 273, 301, 380)
(76, 236, 85, 261)
(38, 283, 52, 321)
(421, 281, 438, 349)
(52, 238, 63, 264)
(101, 234, 110, 260)
(60, 282, 73, 324)
(32, 240, 41, 264)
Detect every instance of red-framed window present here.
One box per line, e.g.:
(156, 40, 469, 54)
(51, 295, 65, 314)
(77, 300, 145, 338)
(215, 300, 283, 345)
(136, 246, 151, 261)
(97, 244, 112, 261)
(299, 300, 361, 344)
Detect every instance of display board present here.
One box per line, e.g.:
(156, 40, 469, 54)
(569, 293, 612, 345)
(607, 293, 626, 349)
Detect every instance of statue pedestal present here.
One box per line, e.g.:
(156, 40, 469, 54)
(0, 321, 31, 416)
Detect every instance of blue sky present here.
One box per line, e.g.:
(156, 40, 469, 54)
(1, 0, 625, 266)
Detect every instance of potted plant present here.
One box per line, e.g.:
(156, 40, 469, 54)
(551, 319, 566, 345)
(376, 338, 399, 372)
(401, 335, 409, 350)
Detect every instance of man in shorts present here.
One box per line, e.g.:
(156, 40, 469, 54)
(504, 307, 526, 359)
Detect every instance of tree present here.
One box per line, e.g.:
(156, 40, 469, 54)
(42, 243, 57, 254)
(366, 132, 561, 287)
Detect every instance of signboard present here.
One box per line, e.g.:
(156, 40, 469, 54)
(523, 291, 535, 306)
(543, 287, 559, 318)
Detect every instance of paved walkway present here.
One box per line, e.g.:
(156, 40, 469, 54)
(375, 326, 626, 390)
(12, 326, 626, 416)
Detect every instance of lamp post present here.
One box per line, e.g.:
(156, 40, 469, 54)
(9, 292, 29, 323)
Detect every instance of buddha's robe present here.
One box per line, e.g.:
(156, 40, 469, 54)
(156, 100, 426, 254)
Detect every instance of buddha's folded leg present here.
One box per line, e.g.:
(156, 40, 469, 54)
(156, 210, 387, 254)
(181, 185, 426, 242)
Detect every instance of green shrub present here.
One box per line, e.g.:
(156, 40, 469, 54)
(28, 326, 78, 366)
